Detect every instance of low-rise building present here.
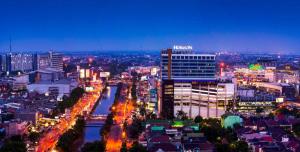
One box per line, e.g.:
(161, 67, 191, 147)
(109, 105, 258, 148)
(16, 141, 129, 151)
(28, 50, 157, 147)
(4, 120, 27, 137)
(27, 79, 78, 99)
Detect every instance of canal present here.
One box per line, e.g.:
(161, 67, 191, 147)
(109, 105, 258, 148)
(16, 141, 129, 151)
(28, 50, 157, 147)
(83, 86, 117, 143)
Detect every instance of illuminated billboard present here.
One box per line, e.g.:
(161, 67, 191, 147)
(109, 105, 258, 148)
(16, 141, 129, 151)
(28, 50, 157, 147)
(151, 67, 158, 76)
(276, 97, 284, 103)
(85, 69, 90, 78)
(80, 69, 85, 78)
(100, 72, 110, 78)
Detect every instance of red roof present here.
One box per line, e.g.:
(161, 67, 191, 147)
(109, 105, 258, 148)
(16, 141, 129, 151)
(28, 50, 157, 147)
(276, 114, 285, 120)
(261, 136, 273, 142)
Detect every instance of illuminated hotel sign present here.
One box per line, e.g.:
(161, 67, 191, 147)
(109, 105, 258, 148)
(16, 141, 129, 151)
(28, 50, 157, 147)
(173, 45, 193, 50)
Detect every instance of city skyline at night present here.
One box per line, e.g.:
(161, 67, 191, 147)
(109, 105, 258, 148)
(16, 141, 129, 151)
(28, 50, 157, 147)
(1, 1, 300, 151)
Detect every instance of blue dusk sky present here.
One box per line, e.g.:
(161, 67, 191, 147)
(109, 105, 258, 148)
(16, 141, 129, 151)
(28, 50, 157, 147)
(0, 0, 300, 53)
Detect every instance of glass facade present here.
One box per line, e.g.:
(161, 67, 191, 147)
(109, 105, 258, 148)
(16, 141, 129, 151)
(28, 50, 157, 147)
(6, 53, 34, 72)
(161, 50, 216, 80)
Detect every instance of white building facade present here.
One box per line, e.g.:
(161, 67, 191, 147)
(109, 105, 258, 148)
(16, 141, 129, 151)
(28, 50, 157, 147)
(173, 82, 234, 118)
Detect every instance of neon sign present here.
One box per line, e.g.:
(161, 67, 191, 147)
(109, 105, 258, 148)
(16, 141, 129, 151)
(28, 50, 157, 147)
(249, 63, 263, 70)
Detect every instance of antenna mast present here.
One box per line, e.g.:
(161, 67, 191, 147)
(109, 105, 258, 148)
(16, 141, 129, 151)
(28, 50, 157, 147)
(9, 37, 12, 53)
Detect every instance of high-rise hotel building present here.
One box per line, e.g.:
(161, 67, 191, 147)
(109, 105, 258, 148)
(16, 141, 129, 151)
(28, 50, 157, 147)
(160, 46, 234, 119)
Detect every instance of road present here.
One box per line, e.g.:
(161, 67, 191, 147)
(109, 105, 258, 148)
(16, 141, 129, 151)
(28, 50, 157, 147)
(36, 81, 103, 152)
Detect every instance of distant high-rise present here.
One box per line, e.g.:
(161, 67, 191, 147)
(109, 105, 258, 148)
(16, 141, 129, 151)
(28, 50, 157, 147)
(257, 57, 277, 68)
(49, 51, 63, 71)
(3, 51, 63, 73)
(32, 53, 38, 71)
(160, 46, 234, 119)
(0, 55, 4, 72)
(5, 53, 33, 72)
(5, 54, 11, 72)
(37, 53, 51, 70)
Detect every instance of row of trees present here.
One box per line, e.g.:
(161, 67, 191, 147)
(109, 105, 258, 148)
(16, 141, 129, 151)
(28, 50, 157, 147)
(131, 71, 139, 102)
(81, 141, 106, 152)
(123, 116, 147, 152)
(100, 113, 114, 139)
(126, 115, 144, 139)
(122, 74, 148, 152)
(51, 87, 85, 117)
(101, 82, 123, 139)
(113, 82, 123, 107)
(131, 83, 137, 101)
(57, 87, 85, 112)
(56, 116, 85, 152)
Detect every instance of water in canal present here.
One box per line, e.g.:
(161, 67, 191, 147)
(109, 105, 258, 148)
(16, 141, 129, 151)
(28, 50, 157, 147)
(83, 86, 117, 143)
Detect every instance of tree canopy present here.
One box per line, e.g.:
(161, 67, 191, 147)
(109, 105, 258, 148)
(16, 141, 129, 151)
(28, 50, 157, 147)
(56, 117, 85, 152)
(194, 115, 203, 124)
(128, 141, 147, 152)
(81, 141, 106, 152)
(0, 135, 27, 152)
